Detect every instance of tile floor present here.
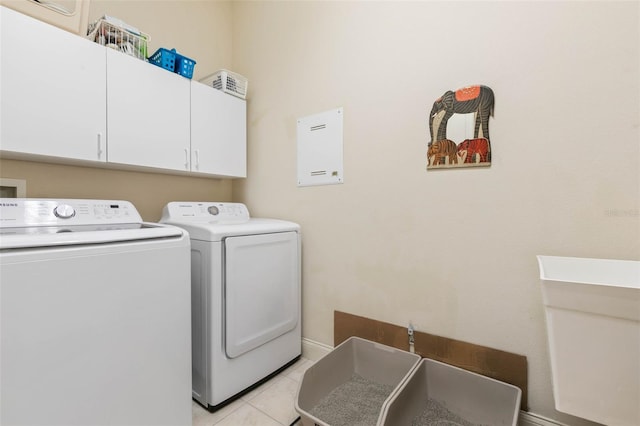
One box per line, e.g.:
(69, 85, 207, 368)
(192, 357, 313, 426)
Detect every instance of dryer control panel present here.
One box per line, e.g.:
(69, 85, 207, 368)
(161, 202, 250, 224)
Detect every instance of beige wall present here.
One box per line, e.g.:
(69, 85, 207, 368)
(232, 1, 639, 423)
(2, 1, 639, 423)
(0, 0, 236, 220)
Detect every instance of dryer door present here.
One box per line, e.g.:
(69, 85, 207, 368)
(223, 231, 299, 359)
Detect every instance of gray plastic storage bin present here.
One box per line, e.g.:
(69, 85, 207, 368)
(380, 358, 522, 426)
(295, 337, 421, 426)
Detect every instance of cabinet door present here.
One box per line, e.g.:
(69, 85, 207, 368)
(191, 82, 246, 177)
(0, 7, 107, 162)
(106, 49, 190, 171)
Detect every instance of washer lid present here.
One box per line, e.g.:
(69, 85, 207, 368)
(0, 222, 184, 249)
(0, 198, 185, 249)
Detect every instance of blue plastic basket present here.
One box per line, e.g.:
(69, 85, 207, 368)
(149, 48, 175, 72)
(148, 48, 196, 79)
(174, 52, 196, 79)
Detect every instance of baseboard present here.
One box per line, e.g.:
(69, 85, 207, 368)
(518, 411, 568, 426)
(301, 337, 332, 361)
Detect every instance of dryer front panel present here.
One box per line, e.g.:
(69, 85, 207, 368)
(223, 231, 299, 359)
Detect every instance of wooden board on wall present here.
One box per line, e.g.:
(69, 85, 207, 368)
(334, 310, 528, 410)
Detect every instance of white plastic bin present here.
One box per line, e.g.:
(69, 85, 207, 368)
(538, 255, 640, 426)
(380, 358, 521, 426)
(295, 337, 421, 426)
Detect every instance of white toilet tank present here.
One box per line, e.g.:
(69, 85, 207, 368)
(537, 256, 640, 426)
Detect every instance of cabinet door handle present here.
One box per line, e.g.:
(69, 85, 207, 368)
(97, 133, 103, 159)
(195, 149, 200, 170)
(184, 148, 189, 169)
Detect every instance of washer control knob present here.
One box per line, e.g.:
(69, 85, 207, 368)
(207, 206, 219, 216)
(54, 204, 76, 219)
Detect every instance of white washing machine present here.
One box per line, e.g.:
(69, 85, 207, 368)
(161, 201, 301, 409)
(0, 198, 192, 426)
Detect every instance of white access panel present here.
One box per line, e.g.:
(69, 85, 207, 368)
(297, 107, 344, 187)
(224, 231, 299, 358)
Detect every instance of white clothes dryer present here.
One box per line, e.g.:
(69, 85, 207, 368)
(161, 201, 301, 409)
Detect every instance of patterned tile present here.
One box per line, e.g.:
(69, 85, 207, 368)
(192, 399, 245, 426)
(283, 358, 314, 383)
(240, 376, 278, 403)
(247, 376, 300, 425)
(213, 403, 282, 426)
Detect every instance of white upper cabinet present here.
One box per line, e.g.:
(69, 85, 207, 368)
(0, 6, 107, 162)
(191, 82, 246, 177)
(0, 7, 246, 178)
(106, 49, 191, 171)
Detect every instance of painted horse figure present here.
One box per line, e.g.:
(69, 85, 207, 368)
(429, 85, 494, 144)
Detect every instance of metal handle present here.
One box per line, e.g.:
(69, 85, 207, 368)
(195, 149, 200, 170)
(184, 148, 189, 169)
(97, 133, 103, 159)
